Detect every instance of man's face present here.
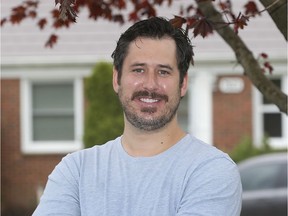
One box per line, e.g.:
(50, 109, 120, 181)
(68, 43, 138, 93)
(113, 37, 188, 131)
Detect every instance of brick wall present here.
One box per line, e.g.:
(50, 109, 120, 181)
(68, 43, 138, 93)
(1, 79, 64, 216)
(213, 75, 253, 151)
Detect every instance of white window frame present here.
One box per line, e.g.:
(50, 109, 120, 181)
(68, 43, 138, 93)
(253, 75, 287, 149)
(21, 77, 84, 154)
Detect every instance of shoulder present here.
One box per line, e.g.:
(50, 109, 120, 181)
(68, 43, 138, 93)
(74, 137, 119, 157)
(181, 134, 241, 188)
(179, 134, 240, 182)
(182, 134, 235, 165)
(56, 137, 121, 173)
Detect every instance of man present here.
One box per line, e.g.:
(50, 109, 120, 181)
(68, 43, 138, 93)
(33, 17, 242, 216)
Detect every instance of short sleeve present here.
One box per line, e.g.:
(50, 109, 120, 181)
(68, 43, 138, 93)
(176, 157, 242, 216)
(32, 153, 81, 216)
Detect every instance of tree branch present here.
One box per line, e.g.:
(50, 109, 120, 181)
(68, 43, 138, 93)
(197, 0, 287, 114)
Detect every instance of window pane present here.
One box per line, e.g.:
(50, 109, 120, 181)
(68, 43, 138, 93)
(263, 113, 282, 137)
(263, 79, 281, 104)
(32, 82, 75, 141)
(33, 116, 74, 141)
(32, 83, 74, 111)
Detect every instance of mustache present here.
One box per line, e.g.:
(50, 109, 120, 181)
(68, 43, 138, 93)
(131, 91, 168, 102)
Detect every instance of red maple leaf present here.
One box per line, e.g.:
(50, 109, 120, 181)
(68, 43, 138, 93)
(189, 16, 214, 38)
(170, 16, 186, 28)
(53, 18, 70, 28)
(187, 16, 199, 28)
(1, 18, 7, 26)
(25, 1, 38, 8)
(129, 11, 139, 22)
(114, 0, 126, 9)
(28, 10, 37, 18)
(37, 18, 47, 29)
(244, 1, 259, 16)
(10, 6, 26, 24)
(258, 53, 273, 74)
(233, 13, 249, 33)
(51, 9, 60, 19)
(141, 3, 156, 17)
(264, 61, 273, 74)
(260, 52, 268, 59)
(45, 34, 58, 48)
(112, 14, 124, 25)
(8, 1, 39, 24)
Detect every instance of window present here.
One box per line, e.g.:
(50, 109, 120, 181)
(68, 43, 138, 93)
(21, 78, 84, 154)
(262, 79, 283, 138)
(253, 76, 287, 148)
(263, 113, 282, 137)
(32, 83, 75, 141)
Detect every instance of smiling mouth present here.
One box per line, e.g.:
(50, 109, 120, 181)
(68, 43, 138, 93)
(140, 98, 159, 103)
(132, 91, 168, 103)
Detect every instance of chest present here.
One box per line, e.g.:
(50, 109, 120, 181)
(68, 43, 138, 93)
(79, 158, 189, 216)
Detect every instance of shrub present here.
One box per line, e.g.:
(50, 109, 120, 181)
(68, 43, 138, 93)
(84, 62, 124, 148)
(229, 136, 287, 163)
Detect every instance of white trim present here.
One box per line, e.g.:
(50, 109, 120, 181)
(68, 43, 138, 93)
(252, 75, 288, 149)
(1, 60, 93, 79)
(2, 66, 92, 79)
(252, 83, 262, 148)
(20, 78, 31, 153)
(1, 55, 109, 66)
(189, 70, 215, 145)
(21, 77, 84, 154)
(74, 77, 84, 143)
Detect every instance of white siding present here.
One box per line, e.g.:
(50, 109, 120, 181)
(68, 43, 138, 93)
(2, 0, 286, 61)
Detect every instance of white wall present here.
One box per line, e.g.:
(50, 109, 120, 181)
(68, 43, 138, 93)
(2, 0, 286, 62)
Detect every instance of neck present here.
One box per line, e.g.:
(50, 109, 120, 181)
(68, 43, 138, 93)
(121, 118, 186, 157)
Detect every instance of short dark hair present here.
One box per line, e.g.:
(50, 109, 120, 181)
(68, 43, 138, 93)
(111, 17, 193, 84)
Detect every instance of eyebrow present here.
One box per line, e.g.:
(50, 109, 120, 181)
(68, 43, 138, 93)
(130, 63, 146, 67)
(130, 63, 173, 71)
(158, 64, 173, 71)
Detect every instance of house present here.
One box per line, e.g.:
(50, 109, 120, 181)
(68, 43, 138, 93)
(1, 0, 287, 214)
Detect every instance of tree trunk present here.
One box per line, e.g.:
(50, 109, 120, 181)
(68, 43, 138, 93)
(259, 0, 287, 40)
(197, 0, 287, 114)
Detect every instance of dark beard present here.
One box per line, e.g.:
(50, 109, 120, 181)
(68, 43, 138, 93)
(122, 91, 180, 131)
(124, 107, 179, 131)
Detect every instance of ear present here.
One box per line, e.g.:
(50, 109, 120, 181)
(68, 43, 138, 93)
(180, 73, 188, 97)
(112, 67, 119, 93)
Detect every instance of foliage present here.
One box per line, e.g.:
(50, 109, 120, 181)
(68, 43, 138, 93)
(229, 136, 287, 163)
(0, 0, 280, 47)
(1, 0, 287, 113)
(84, 62, 124, 148)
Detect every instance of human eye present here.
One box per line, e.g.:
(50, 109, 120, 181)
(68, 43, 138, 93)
(158, 70, 170, 76)
(158, 65, 172, 76)
(132, 68, 144, 73)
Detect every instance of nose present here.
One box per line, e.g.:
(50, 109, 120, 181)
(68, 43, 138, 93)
(142, 71, 159, 91)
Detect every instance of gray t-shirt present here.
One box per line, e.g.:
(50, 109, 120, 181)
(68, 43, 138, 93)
(33, 134, 242, 216)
